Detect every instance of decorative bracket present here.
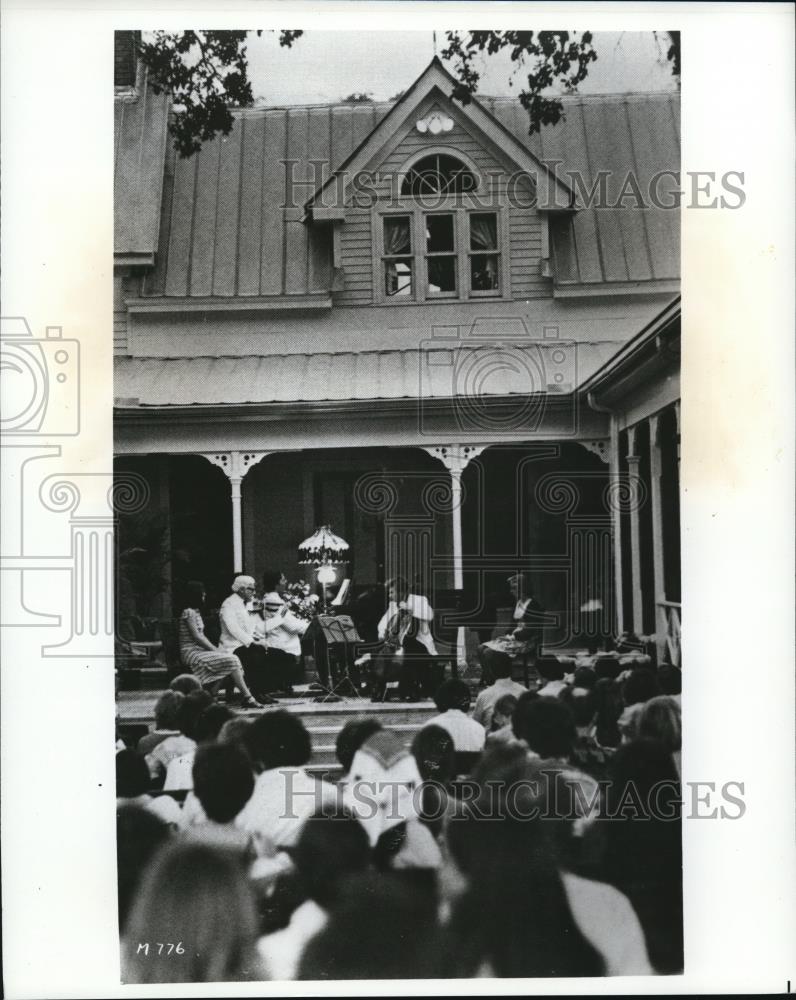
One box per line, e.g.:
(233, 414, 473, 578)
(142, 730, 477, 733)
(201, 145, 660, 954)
(199, 451, 272, 482)
(422, 444, 486, 477)
(575, 439, 610, 465)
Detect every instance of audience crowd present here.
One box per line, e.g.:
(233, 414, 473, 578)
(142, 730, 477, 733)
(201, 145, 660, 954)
(117, 648, 684, 983)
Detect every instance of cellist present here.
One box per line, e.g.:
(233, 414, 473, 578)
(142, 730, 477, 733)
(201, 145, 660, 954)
(371, 576, 437, 701)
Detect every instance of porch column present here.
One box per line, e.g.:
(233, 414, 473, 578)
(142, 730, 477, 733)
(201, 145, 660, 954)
(609, 417, 625, 634)
(648, 414, 667, 661)
(423, 444, 485, 667)
(200, 452, 272, 574)
(625, 425, 645, 636)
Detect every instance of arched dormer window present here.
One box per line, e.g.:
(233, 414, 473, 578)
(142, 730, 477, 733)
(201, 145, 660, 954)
(401, 153, 478, 197)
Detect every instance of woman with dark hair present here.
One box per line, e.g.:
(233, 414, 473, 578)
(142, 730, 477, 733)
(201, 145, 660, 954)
(121, 841, 263, 983)
(443, 746, 652, 978)
(179, 580, 262, 708)
(370, 576, 437, 701)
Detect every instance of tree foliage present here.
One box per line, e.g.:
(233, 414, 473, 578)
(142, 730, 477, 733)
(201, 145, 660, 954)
(136, 29, 679, 157)
(138, 29, 303, 156)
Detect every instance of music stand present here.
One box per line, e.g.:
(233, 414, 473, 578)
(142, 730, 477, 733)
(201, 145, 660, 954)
(305, 614, 363, 702)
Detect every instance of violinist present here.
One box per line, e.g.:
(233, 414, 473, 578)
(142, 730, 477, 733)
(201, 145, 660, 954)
(371, 577, 437, 702)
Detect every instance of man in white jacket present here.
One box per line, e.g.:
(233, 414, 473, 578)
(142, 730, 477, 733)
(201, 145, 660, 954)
(218, 576, 275, 704)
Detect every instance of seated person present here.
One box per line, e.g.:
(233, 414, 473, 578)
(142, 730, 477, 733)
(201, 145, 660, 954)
(485, 693, 521, 746)
(145, 689, 213, 785)
(477, 573, 547, 684)
(116, 749, 182, 826)
(257, 808, 371, 981)
(471, 650, 527, 730)
(425, 679, 485, 753)
(136, 690, 184, 756)
(370, 576, 437, 701)
(163, 704, 235, 791)
(255, 591, 309, 695)
(218, 575, 276, 705)
(535, 656, 568, 699)
(335, 719, 383, 787)
(512, 692, 576, 764)
(180, 743, 268, 859)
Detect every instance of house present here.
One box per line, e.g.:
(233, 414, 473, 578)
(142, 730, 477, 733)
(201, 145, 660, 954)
(114, 39, 680, 661)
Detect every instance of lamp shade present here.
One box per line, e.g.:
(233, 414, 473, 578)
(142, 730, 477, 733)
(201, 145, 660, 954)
(298, 524, 349, 565)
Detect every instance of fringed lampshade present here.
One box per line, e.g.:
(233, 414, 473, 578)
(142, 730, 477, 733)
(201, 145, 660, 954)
(298, 525, 350, 566)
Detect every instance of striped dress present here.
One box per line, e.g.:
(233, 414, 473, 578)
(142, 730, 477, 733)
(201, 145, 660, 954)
(179, 607, 241, 685)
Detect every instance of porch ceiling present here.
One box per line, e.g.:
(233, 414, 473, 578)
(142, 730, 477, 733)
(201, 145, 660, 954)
(114, 343, 620, 408)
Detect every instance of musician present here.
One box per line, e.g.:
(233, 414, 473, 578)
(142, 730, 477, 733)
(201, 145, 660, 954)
(477, 573, 547, 685)
(371, 577, 437, 702)
(254, 591, 309, 694)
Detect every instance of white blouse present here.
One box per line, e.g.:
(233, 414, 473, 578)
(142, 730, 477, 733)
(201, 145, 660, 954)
(377, 594, 437, 655)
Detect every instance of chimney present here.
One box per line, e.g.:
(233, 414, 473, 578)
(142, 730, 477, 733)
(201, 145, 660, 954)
(114, 30, 141, 89)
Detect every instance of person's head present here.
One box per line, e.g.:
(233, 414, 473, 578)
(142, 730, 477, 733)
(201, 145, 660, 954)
(298, 873, 440, 980)
(536, 655, 565, 683)
(192, 743, 255, 823)
(244, 710, 311, 771)
(638, 695, 682, 754)
(216, 716, 254, 749)
(434, 678, 471, 714)
(261, 569, 286, 593)
(169, 673, 202, 695)
(623, 666, 660, 707)
(116, 749, 151, 798)
(335, 718, 383, 774)
(194, 704, 235, 744)
(153, 689, 184, 730)
(507, 572, 531, 601)
(593, 677, 623, 747)
(176, 689, 214, 739)
(567, 687, 598, 730)
(492, 693, 518, 730)
(488, 650, 513, 680)
(594, 655, 622, 680)
(385, 576, 409, 603)
(573, 665, 597, 690)
(262, 591, 285, 617)
(292, 808, 371, 908)
(116, 804, 170, 931)
(122, 841, 260, 983)
(512, 694, 575, 759)
(445, 750, 603, 978)
(231, 575, 256, 602)
(657, 664, 682, 696)
(412, 724, 456, 784)
(183, 580, 206, 610)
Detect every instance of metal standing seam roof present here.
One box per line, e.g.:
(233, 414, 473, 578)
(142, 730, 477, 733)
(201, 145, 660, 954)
(113, 342, 623, 407)
(114, 75, 680, 292)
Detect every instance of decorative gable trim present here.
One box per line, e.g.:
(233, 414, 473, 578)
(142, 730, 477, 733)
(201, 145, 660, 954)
(304, 57, 576, 220)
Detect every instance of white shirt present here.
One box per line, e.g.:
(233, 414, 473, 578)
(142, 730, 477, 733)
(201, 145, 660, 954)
(425, 709, 486, 752)
(163, 749, 195, 791)
(257, 899, 328, 981)
(377, 594, 437, 655)
(235, 767, 339, 848)
(255, 608, 308, 657)
(472, 677, 528, 730)
(218, 592, 258, 652)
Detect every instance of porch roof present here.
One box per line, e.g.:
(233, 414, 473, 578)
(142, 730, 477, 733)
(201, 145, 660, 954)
(114, 342, 621, 408)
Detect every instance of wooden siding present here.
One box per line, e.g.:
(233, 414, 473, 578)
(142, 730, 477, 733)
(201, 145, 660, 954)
(335, 107, 548, 306)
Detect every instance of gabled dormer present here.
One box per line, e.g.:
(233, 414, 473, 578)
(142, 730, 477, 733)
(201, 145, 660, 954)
(304, 57, 576, 306)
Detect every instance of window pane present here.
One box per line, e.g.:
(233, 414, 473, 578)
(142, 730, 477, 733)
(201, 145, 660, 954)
(470, 254, 499, 291)
(385, 258, 413, 297)
(470, 213, 498, 251)
(383, 216, 411, 256)
(427, 256, 457, 294)
(401, 154, 476, 196)
(426, 214, 454, 253)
